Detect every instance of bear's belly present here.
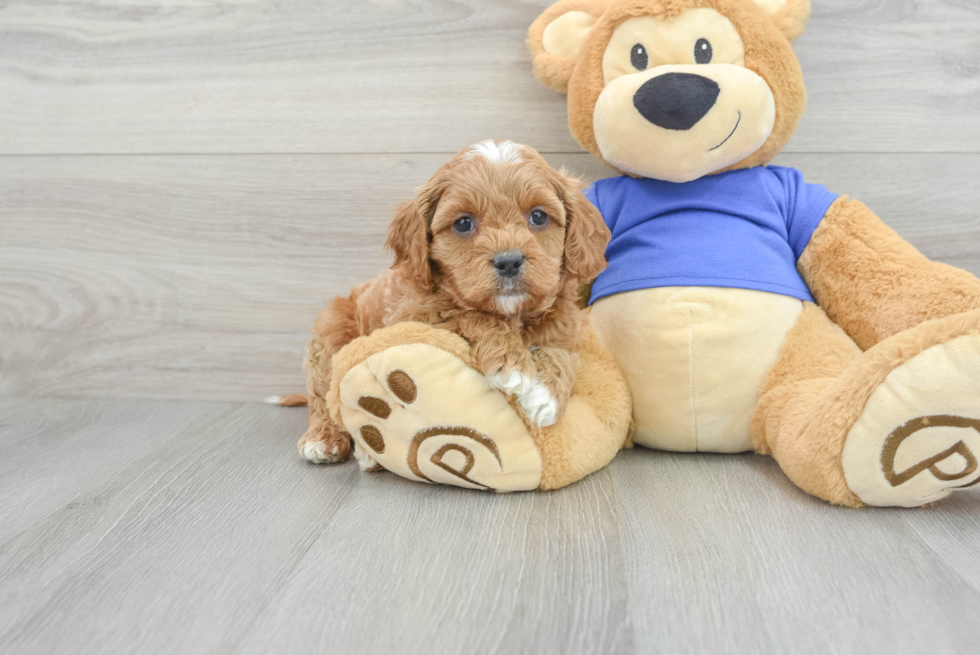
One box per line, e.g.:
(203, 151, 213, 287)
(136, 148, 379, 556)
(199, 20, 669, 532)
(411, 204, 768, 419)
(590, 287, 804, 453)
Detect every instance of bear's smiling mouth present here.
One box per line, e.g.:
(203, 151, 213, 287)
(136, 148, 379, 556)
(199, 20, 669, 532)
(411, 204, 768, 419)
(708, 110, 741, 152)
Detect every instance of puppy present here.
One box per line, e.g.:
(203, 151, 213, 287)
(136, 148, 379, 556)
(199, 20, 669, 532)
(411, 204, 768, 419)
(298, 140, 610, 467)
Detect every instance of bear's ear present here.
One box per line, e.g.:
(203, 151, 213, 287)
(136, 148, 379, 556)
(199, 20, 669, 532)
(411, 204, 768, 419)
(751, 0, 811, 43)
(527, 0, 608, 93)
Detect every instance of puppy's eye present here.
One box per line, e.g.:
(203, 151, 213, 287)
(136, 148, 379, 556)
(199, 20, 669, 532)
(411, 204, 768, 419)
(630, 44, 648, 71)
(453, 216, 474, 234)
(529, 209, 549, 228)
(694, 38, 712, 64)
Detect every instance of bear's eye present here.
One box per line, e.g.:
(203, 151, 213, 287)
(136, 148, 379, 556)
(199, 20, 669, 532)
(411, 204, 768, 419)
(529, 208, 549, 228)
(694, 38, 712, 64)
(453, 216, 474, 234)
(630, 43, 648, 71)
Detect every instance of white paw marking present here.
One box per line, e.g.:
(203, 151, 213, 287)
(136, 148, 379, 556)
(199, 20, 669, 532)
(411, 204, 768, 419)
(353, 442, 379, 472)
(520, 381, 559, 427)
(302, 440, 343, 464)
(487, 370, 558, 427)
(488, 370, 535, 397)
(466, 139, 525, 164)
(264, 395, 282, 404)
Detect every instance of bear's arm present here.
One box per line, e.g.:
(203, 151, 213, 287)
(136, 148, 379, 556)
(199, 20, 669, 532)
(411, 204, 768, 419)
(797, 196, 980, 350)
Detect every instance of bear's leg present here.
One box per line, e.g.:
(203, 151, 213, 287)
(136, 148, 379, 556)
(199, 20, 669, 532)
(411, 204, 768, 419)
(529, 328, 632, 489)
(751, 304, 865, 506)
(754, 304, 980, 507)
(329, 323, 631, 491)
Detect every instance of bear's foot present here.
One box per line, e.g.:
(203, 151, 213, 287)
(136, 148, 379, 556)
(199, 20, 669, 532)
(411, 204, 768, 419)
(336, 342, 544, 492)
(843, 329, 980, 507)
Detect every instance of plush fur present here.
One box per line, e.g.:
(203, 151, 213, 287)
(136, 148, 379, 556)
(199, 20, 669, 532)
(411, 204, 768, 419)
(324, 321, 633, 490)
(753, 306, 980, 507)
(799, 197, 980, 350)
(529, 0, 809, 178)
(528, 0, 980, 506)
(297, 141, 610, 463)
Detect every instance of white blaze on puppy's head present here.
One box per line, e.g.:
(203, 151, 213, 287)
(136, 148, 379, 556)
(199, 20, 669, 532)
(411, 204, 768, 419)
(466, 139, 526, 164)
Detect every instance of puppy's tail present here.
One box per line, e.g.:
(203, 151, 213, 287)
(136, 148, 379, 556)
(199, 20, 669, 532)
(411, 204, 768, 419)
(264, 393, 308, 407)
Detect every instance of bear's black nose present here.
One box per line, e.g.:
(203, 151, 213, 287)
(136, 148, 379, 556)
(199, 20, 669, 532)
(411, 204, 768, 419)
(492, 250, 525, 278)
(633, 73, 720, 131)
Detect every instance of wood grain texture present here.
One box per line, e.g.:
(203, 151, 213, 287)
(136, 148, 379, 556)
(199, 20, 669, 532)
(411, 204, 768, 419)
(0, 399, 355, 654)
(2, 152, 979, 401)
(0, 398, 978, 654)
(235, 461, 631, 655)
(0, 0, 978, 155)
(0, 398, 235, 543)
(609, 451, 980, 655)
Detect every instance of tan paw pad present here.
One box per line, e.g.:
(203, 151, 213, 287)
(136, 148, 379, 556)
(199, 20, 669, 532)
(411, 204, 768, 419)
(337, 344, 543, 492)
(843, 334, 980, 507)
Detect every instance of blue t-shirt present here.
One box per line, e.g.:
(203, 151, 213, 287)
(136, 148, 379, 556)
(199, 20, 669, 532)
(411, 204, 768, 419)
(585, 166, 838, 304)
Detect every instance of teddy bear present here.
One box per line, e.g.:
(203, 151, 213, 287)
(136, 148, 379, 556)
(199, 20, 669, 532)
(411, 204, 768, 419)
(525, 0, 980, 507)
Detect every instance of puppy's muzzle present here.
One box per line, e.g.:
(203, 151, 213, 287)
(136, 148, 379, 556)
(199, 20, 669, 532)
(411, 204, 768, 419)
(492, 250, 525, 279)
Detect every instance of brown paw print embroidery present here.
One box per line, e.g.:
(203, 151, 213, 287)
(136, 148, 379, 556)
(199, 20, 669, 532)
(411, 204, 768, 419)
(355, 370, 418, 456)
(407, 426, 503, 492)
(882, 415, 980, 489)
(352, 369, 504, 491)
(337, 342, 543, 492)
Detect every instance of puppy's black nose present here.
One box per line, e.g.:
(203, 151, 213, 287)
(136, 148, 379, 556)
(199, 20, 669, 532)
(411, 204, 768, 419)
(633, 73, 720, 131)
(492, 250, 525, 278)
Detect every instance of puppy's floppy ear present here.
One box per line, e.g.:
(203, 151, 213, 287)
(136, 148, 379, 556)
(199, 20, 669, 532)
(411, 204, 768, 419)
(385, 170, 446, 288)
(556, 171, 609, 283)
(527, 0, 608, 93)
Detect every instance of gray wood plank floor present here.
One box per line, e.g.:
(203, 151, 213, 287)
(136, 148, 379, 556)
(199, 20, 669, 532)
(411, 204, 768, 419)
(1, 397, 978, 655)
(2, 0, 980, 653)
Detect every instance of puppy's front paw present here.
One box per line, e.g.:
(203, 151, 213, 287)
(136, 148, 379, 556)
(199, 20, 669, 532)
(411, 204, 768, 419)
(298, 427, 351, 464)
(520, 380, 559, 427)
(487, 369, 535, 397)
(487, 370, 558, 428)
(353, 441, 383, 472)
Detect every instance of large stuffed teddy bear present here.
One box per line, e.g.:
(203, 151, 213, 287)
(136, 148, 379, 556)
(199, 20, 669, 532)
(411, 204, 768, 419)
(526, 0, 980, 507)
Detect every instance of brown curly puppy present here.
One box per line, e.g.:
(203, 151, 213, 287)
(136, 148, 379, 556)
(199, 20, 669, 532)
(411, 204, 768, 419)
(297, 140, 610, 465)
